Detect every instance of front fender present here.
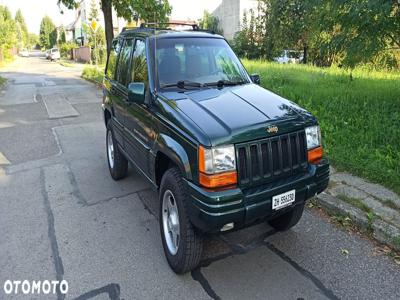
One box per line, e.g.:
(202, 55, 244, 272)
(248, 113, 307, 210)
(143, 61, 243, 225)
(155, 134, 193, 181)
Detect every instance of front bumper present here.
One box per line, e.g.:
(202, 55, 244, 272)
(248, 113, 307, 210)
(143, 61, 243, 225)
(185, 158, 329, 233)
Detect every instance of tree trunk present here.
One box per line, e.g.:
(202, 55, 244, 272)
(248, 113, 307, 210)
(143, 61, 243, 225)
(101, 0, 114, 55)
(303, 45, 308, 64)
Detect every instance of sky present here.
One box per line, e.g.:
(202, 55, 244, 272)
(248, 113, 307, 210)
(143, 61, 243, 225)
(0, 0, 222, 34)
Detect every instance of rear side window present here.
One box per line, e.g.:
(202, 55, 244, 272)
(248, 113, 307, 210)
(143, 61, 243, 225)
(116, 39, 134, 86)
(130, 39, 148, 84)
(106, 39, 123, 79)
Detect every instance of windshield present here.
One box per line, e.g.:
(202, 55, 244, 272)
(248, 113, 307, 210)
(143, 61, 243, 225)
(153, 37, 249, 88)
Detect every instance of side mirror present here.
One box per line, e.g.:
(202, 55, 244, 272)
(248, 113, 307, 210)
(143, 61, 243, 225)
(128, 82, 145, 104)
(250, 74, 261, 85)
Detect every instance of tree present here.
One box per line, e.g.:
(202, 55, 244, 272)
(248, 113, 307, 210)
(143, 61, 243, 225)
(0, 5, 17, 60)
(15, 9, 28, 48)
(59, 25, 66, 44)
(28, 33, 40, 49)
(39, 16, 57, 49)
(89, 0, 99, 22)
(84, 1, 106, 65)
(58, 0, 172, 54)
(198, 10, 223, 35)
(327, 0, 400, 68)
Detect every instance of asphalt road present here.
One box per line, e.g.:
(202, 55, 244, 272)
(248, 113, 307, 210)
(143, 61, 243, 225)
(0, 56, 399, 300)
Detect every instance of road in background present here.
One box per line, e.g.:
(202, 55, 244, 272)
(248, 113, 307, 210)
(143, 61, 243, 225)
(1, 56, 399, 300)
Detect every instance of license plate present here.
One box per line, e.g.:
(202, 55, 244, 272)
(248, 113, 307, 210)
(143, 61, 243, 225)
(272, 189, 295, 210)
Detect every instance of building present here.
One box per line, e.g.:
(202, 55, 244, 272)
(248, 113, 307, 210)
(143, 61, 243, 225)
(212, 0, 258, 40)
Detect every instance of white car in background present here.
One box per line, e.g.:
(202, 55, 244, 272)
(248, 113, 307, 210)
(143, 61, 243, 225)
(274, 50, 304, 64)
(49, 48, 60, 61)
(19, 49, 29, 57)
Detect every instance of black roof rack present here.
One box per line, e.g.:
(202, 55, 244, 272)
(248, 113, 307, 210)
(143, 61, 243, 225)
(140, 22, 199, 31)
(120, 23, 217, 35)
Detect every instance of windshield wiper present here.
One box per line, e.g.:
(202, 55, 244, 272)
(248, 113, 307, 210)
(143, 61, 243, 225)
(204, 80, 247, 88)
(160, 80, 203, 89)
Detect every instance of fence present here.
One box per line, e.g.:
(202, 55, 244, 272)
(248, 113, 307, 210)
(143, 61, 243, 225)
(72, 46, 91, 63)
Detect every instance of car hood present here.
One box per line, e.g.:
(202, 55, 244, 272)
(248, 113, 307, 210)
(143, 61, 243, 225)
(160, 84, 316, 146)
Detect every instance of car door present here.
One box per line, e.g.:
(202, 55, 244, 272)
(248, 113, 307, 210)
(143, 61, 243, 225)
(112, 38, 134, 147)
(124, 38, 156, 176)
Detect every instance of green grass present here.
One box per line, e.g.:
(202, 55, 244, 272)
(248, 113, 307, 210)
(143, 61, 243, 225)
(81, 65, 104, 85)
(0, 76, 6, 86)
(59, 60, 74, 68)
(393, 236, 400, 249)
(243, 60, 400, 195)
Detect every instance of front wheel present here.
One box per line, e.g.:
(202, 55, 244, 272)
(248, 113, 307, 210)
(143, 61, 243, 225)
(268, 202, 305, 231)
(159, 167, 203, 274)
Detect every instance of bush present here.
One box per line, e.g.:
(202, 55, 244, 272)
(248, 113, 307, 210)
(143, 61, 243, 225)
(90, 46, 107, 65)
(81, 65, 104, 85)
(59, 42, 77, 59)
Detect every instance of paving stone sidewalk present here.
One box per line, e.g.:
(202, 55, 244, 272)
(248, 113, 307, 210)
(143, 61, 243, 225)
(316, 167, 400, 251)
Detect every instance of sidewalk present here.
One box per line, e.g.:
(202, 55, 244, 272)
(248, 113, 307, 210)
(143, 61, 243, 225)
(315, 167, 400, 251)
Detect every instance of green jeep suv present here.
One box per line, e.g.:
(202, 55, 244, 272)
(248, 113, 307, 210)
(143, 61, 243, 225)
(102, 24, 329, 274)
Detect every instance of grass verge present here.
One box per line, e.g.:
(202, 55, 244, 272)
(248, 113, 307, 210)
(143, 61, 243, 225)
(243, 60, 400, 195)
(0, 76, 6, 87)
(336, 194, 372, 214)
(81, 65, 104, 85)
(59, 60, 74, 67)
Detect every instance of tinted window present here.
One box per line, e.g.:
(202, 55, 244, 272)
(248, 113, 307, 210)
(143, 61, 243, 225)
(155, 38, 249, 86)
(106, 38, 123, 79)
(130, 39, 148, 85)
(116, 39, 134, 86)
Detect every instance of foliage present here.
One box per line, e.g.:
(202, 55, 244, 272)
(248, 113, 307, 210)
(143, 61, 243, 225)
(81, 65, 104, 84)
(123, 0, 172, 24)
(28, 33, 40, 49)
(39, 16, 57, 49)
(58, 26, 66, 44)
(198, 10, 223, 35)
(0, 5, 17, 61)
(83, 23, 107, 65)
(59, 41, 77, 59)
(243, 59, 400, 194)
(15, 9, 28, 48)
(58, 0, 172, 53)
(88, 0, 99, 21)
(0, 75, 6, 86)
(233, 0, 400, 69)
(327, 0, 399, 68)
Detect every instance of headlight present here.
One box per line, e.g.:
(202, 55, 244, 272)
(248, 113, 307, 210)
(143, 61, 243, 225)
(198, 145, 237, 188)
(200, 145, 236, 174)
(305, 126, 321, 150)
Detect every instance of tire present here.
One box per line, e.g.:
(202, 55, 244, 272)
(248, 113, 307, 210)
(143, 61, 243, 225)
(159, 167, 203, 274)
(106, 120, 128, 180)
(268, 202, 305, 231)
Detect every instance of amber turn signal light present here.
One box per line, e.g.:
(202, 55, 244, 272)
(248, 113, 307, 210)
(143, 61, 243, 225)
(199, 171, 237, 189)
(308, 146, 323, 164)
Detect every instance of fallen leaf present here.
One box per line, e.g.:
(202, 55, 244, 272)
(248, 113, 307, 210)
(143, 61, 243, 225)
(340, 248, 349, 256)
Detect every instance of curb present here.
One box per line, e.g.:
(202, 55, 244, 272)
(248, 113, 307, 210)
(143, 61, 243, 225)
(315, 192, 400, 251)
